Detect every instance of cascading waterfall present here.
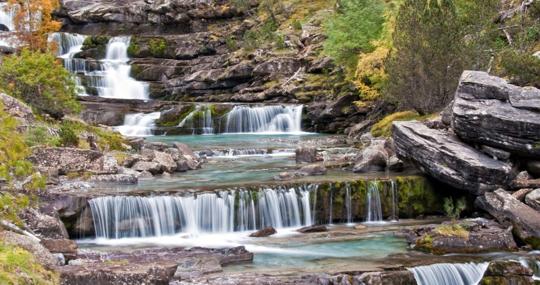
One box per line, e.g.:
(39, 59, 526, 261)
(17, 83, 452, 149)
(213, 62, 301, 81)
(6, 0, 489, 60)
(178, 105, 214, 135)
(224, 105, 303, 134)
(115, 112, 161, 137)
(0, 3, 15, 31)
(345, 184, 353, 224)
(89, 185, 315, 239)
(328, 184, 334, 224)
(409, 263, 489, 285)
(88, 36, 149, 100)
(366, 181, 383, 222)
(49, 32, 88, 95)
(520, 258, 540, 281)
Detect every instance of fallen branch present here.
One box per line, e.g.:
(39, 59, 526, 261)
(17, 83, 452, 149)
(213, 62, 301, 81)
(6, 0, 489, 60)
(0, 219, 40, 242)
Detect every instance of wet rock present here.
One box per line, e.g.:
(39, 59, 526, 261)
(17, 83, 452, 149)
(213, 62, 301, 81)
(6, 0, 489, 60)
(249, 227, 277, 237)
(174, 257, 222, 280)
(393, 121, 514, 195)
(355, 270, 416, 285)
(308, 57, 334, 74)
(296, 146, 318, 164)
(253, 58, 301, 76)
(152, 151, 177, 173)
(353, 139, 389, 173)
(526, 161, 540, 177)
(20, 208, 69, 239)
(525, 189, 540, 211)
(297, 164, 327, 176)
(298, 225, 328, 233)
(387, 156, 404, 172)
(89, 173, 138, 184)
(452, 71, 540, 158)
(405, 218, 517, 254)
(476, 189, 540, 249)
(0, 231, 60, 268)
(480, 260, 535, 285)
(41, 239, 78, 260)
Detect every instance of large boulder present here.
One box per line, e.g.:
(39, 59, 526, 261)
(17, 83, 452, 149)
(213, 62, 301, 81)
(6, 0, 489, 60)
(452, 71, 540, 158)
(475, 189, 540, 248)
(28, 147, 119, 175)
(296, 146, 318, 164)
(353, 139, 389, 173)
(480, 260, 535, 285)
(0, 231, 60, 268)
(20, 208, 69, 239)
(393, 121, 514, 194)
(249, 227, 277, 238)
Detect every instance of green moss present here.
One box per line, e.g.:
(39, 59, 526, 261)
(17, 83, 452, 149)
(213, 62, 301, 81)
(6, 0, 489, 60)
(396, 176, 441, 218)
(127, 39, 140, 58)
(148, 38, 167, 57)
(434, 223, 470, 239)
(0, 193, 31, 227)
(370, 111, 422, 138)
(416, 234, 433, 251)
(0, 242, 58, 285)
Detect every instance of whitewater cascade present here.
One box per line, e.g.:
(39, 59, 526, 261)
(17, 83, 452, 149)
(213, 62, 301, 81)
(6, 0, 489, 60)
(390, 180, 398, 221)
(224, 105, 303, 134)
(409, 263, 489, 285)
(49, 33, 88, 95)
(178, 105, 214, 135)
(345, 184, 352, 224)
(89, 185, 316, 239)
(95, 37, 149, 100)
(115, 112, 161, 137)
(0, 3, 16, 47)
(366, 182, 383, 222)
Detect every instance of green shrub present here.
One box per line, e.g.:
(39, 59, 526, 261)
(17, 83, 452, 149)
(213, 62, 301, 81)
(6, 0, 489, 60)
(323, 0, 386, 70)
(148, 38, 167, 57)
(225, 36, 238, 51)
(498, 50, 540, 88)
(443, 197, 467, 220)
(25, 126, 60, 147)
(0, 49, 80, 119)
(58, 123, 79, 147)
(0, 193, 30, 226)
(0, 242, 58, 285)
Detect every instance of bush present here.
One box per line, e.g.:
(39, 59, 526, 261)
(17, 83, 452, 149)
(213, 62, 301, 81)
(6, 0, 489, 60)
(323, 0, 386, 70)
(443, 197, 467, 220)
(58, 123, 79, 147)
(498, 50, 540, 88)
(148, 38, 167, 57)
(0, 49, 80, 119)
(25, 126, 60, 147)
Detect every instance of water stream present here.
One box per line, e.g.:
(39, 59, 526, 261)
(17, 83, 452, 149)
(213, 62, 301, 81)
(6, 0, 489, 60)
(224, 105, 304, 134)
(409, 262, 489, 285)
(366, 181, 383, 223)
(115, 112, 161, 137)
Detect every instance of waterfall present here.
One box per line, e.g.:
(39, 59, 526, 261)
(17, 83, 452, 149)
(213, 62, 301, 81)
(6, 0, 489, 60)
(328, 185, 334, 224)
(178, 105, 214, 135)
(115, 112, 161, 137)
(366, 181, 383, 223)
(390, 180, 398, 221)
(409, 263, 489, 285)
(87, 36, 149, 100)
(89, 186, 315, 239)
(0, 3, 15, 31)
(345, 183, 352, 224)
(520, 258, 540, 281)
(224, 105, 303, 134)
(49, 32, 88, 95)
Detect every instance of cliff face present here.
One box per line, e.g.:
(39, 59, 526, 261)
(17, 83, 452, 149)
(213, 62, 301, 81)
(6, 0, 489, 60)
(55, 0, 379, 133)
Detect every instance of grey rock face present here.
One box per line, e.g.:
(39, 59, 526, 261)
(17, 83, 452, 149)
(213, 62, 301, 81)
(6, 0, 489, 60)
(476, 189, 540, 249)
(21, 208, 69, 240)
(393, 121, 514, 194)
(296, 146, 318, 164)
(0, 93, 35, 128)
(452, 71, 540, 158)
(353, 139, 389, 173)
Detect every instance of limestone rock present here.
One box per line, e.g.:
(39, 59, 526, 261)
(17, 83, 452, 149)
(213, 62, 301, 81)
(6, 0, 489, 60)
(452, 71, 540, 158)
(20, 208, 69, 239)
(41, 239, 78, 260)
(393, 121, 514, 194)
(297, 164, 327, 176)
(0, 231, 59, 268)
(0, 93, 35, 128)
(353, 139, 389, 173)
(28, 147, 119, 175)
(296, 146, 318, 164)
(298, 225, 328, 233)
(525, 189, 540, 212)
(476, 189, 540, 248)
(249, 227, 277, 237)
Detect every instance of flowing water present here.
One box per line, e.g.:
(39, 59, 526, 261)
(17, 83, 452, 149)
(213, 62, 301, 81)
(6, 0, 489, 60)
(0, 3, 17, 47)
(89, 186, 315, 239)
(409, 262, 489, 285)
(115, 112, 161, 137)
(224, 105, 304, 134)
(366, 181, 383, 223)
(177, 104, 215, 135)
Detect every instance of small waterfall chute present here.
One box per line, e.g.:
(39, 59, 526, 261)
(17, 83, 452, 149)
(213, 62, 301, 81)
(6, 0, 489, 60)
(49, 32, 88, 95)
(224, 105, 304, 134)
(345, 183, 353, 225)
(389, 180, 398, 221)
(409, 262, 489, 285)
(115, 112, 161, 137)
(178, 105, 214, 135)
(366, 181, 383, 223)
